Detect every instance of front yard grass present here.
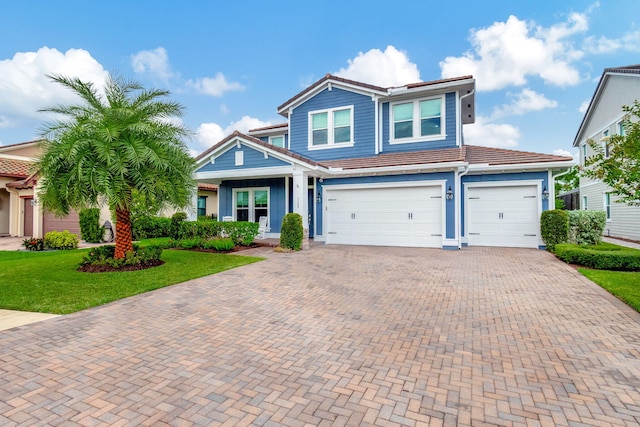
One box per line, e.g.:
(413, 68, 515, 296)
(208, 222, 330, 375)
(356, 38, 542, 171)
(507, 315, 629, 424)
(580, 268, 640, 313)
(0, 248, 263, 314)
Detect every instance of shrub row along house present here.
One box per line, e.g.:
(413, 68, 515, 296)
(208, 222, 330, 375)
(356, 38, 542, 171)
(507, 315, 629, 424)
(0, 140, 218, 239)
(194, 74, 574, 249)
(573, 64, 640, 241)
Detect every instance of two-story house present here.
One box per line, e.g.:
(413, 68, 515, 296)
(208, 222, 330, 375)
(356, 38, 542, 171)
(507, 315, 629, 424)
(194, 74, 573, 249)
(573, 64, 640, 242)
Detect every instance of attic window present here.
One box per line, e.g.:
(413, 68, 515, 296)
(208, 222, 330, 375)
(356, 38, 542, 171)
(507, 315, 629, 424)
(269, 135, 285, 148)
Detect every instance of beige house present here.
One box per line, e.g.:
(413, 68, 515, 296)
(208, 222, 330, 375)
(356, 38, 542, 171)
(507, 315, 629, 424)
(0, 140, 218, 238)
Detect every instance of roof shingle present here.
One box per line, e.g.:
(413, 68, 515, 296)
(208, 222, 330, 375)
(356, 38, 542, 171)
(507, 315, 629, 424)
(0, 158, 33, 178)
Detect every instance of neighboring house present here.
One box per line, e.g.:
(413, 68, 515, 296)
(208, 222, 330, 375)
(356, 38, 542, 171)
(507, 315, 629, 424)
(573, 64, 640, 241)
(0, 140, 217, 238)
(194, 74, 573, 249)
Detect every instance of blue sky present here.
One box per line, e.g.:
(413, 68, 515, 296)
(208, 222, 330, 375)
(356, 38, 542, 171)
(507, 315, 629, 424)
(0, 1, 638, 159)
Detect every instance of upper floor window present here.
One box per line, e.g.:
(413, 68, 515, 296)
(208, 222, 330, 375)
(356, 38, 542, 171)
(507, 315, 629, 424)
(582, 144, 587, 165)
(309, 107, 353, 149)
(269, 135, 285, 148)
(603, 129, 610, 158)
(391, 96, 444, 143)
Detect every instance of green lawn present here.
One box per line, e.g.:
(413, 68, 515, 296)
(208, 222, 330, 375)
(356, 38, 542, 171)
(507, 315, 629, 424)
(580, 268, 640, 313)
(0, 247, 263, 314)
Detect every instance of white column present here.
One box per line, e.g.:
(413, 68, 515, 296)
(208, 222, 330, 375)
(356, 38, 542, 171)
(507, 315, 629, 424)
(187, 185, 198, 221)
(292, 170, 309, 249)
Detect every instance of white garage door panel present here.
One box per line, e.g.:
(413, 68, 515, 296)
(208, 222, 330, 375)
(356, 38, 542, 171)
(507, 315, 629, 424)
(326, 186, 443, 248)
(467, 185, 539, 248)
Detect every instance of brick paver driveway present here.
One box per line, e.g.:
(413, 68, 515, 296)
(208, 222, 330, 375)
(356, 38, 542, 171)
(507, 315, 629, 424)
(1, 246, 640, 426)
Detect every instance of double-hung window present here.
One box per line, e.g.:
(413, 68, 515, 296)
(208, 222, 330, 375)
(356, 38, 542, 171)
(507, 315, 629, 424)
(309, 107, 353, 149)
(603, 129, 610, 158)
(618, 121, 626, 136)
(604, 193, 611, 220)
(234, 188, 269, 223)
(197, 196, 207, 217)
(391, 96, 444, 143)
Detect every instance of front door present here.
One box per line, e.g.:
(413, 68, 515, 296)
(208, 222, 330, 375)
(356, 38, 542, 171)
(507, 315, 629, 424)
(23, 198, 33, 237)
(307, 188, 314, 238)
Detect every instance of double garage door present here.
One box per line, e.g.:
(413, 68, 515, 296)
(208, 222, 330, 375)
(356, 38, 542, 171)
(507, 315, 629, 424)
(325, 185, 443, 248)
(466, 185, 540, 248)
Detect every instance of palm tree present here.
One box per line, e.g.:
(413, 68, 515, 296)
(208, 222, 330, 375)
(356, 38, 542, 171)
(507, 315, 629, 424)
(38, 74, 195, 258)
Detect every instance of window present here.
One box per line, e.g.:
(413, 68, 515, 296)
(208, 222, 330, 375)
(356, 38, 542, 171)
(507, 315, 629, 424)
(582, 144, 587, 165)
(391, 96, 443, 143)
(233, 188, 269, 223)
(309, 107, 353, 148)
(269, 135, 285, 148)
(604, 193, 611, 220)
(582, 195, 588, 210)
(618, 121, 626, 136)
(603, 130, 610, 158)
(197, 196, 207, 217)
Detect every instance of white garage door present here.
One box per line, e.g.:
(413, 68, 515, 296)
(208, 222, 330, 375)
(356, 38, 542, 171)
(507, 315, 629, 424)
(466, 185, 539, 248)
(325, 185, 443, 247)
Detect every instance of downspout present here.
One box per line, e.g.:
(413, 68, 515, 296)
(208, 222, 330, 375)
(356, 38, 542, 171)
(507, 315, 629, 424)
(456, 165, 470, 249)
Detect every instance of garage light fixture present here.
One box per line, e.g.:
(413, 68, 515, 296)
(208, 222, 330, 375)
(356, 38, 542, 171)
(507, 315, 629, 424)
(542, 186, 549, 200)
(446, 186, 454, 200)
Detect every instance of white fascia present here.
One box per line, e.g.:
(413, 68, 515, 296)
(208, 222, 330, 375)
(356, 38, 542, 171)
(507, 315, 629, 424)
(0, 153, 36, 161)
(467, 160, 576, 174)
(385, 78, 475, 98)
(325, 161, 467, 177)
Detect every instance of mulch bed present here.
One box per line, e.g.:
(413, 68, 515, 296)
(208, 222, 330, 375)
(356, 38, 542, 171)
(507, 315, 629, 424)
(77, 260, 165, 273)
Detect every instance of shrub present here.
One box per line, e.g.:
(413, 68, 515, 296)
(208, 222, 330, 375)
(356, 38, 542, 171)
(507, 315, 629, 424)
(174, 220, 258, 246)
(540, 209, 569, 251)
(555, 243, 640, 271)
(170, 212, 188, 239)
(568, 210, 606, 246)
(44, 230, 79, 250)
(80, 243, 163, 269)
(210, 237, 235, 251)
(79, 208, 105, 243)
(132, 216, 172, 240)
(178, 238, 202, 249)
(555, 198, 566, 210)
(23, 238, 45, 251)
(221, 222, 259, 246)
(280, 213, 303, 251)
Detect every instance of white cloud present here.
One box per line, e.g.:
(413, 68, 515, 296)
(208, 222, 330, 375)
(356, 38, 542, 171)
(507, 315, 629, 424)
(584, 30, 640, 54)
(131, 47, 175, 82)
(578, 99, 591, 114)
(490, 88, 557, 120)
(194, 115, 272, 150)
(186, 72, 245, 97)
(464, 117, 520, 148)
(440, 13, 587, 91)
(553, 148, 573, 158)
(334, 45, 421, 87)
(0, 47, 108, 130)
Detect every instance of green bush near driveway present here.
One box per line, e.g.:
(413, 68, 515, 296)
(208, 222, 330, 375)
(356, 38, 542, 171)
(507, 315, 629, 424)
(280, 213, 303, 251)
(555, 242, 640, 271)
(44, 230, 79, 250)
(540, 209, 569, 251)
(0, 248, 263, 314)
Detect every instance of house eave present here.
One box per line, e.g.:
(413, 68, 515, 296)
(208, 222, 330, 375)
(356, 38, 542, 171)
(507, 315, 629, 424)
(325, 161, 468, 177)
(468, 160, 576, 173)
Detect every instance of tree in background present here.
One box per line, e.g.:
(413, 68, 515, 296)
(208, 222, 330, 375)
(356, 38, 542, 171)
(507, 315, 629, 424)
(38, 74, 195, 258)
(554, 166, 579, 196)
(583, 100, 640, 205)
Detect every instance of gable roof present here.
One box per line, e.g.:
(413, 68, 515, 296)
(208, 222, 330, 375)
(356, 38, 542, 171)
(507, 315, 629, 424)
(0, 139, 42, 154)
(276, 73, 475, 118)
(573, 64, 640, 146)
(195, 130, 321, 168)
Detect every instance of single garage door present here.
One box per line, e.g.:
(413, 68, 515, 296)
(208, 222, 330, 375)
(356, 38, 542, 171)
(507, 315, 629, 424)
(43, 210, 81, 236)
(466, 185, 539, 248)
(325, 185, 443, 247)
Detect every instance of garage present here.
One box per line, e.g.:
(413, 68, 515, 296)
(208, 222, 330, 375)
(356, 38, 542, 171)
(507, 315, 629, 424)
(465, 184, 540, 248)
(43, 210, 81, 236)
(324, 184, 443, 247)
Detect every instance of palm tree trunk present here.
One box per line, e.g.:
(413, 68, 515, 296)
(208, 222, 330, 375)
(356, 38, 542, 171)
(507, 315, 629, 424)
(114, 207, 134, 259)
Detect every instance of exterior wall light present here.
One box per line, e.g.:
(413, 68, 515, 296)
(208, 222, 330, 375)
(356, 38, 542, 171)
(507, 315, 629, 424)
(542, 186, 549, 200)
(446, 186, 454, 200)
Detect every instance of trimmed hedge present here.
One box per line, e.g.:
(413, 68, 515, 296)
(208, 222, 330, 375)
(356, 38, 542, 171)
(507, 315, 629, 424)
(540, 209, 569, 251)
(176, 220, 258, 246)
(132, 216, 172, 240)
(79, 208, 105, 243)
(555, 243, 640, 271)
(280, 213, 303, 251)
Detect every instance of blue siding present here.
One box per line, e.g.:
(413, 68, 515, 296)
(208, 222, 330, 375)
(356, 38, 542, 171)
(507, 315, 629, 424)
(381, 92, 458, 153)
(218, 178, 287, 232)
(461, 172, 550, 236)
(289, 87, 376, 161)
(197, 144, 290, 173)
(316, 172, 456, 240)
